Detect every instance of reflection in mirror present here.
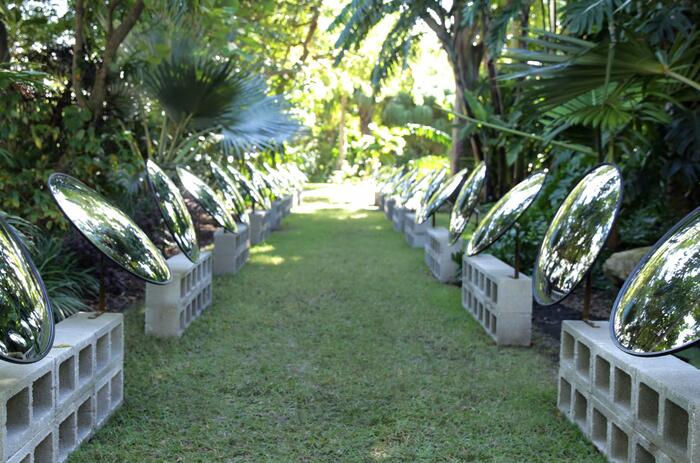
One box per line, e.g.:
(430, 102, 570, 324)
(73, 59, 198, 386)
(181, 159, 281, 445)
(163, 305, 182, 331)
(467, 171, 546, 255)
(228, 165, 271, 209)
(398, 171, 425, 206)
(145, 159, 200, 263)
(210, 161, 249, 224)
(404, 173, 434, 211)
(415, 169, 447, 222)
(177, 167, 238, 233)
(415, 168, 468, 224)
(533, 164, 622, 306)
(0, 217, 54, 363)
(449, 163, 487, 244)
(48, 173, 171, 284)
(611, 207, 700, 356)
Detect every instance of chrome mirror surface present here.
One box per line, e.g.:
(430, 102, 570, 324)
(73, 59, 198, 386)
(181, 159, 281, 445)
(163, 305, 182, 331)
(0, 217, 54, 363)
(210, 161, 248, 224)
(226, 165, 268, 209)
(177, 167, 238, 233)
(415, 168, 468, 225)
(145, 159, 200, 263)
(532, 164, 622, 306)
(467, 171, 546, 255)
(449, 162, 487, 244)
(611, 207, 700, 356)
(48, 173, 171, 284)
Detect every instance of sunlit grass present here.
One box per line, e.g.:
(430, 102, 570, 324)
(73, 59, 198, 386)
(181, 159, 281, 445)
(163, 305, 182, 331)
(68, 183, 603, 463)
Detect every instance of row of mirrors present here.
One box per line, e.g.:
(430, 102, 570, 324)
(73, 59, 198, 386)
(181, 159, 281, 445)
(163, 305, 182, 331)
(1, 159, 307, 364)
(379, 163, 699, 358)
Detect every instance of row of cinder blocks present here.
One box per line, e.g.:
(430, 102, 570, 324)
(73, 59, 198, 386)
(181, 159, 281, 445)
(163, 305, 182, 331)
(213, 224, 250, 276)
(249, 210, 271, 245)
(144, 251, 213, 337)
(558, 321, 700, 463)
(423, 227, 461, 284)
(0, 312, 124, 463)
(392, 206, 407, 233)
(461, 254, 532, 346)
(403, 213, 430, 248)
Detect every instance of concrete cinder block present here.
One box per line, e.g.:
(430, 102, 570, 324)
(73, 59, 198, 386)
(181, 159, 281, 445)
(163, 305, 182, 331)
(558, 320, 700, 463)
(461, 254, 532, 346)
(6, 424, 56, 463)
(213, 225, 250, 276)
(403, 213, 430, 248)
(423, 227, 461, 284)
(392, 206, 406, 232)
(384, 197, 396, 221)
(249, 210, 269, 245)
(145, 252, 213, 337)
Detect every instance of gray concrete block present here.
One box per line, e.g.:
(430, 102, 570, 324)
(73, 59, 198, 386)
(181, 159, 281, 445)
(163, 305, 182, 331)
(384, 197, 395, 220)
(145, 252, 212, 337)
(392, 206, 406, 232)
(461, 254, 532, 346)
(424, 227, 461, 284)
(6, 424, 56, 463)
(213, 225, 250, 276)
(558, 320, 700, 463)
(249, 210, 267, 245)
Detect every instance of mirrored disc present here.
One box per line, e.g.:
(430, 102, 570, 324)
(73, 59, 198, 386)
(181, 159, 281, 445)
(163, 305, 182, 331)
(145, 159, 200, 263)
(0, 217, 54, 363)
(48, 173, 171, 284)
(249, 169, 274, 208)
(415, 169, 447, 222)
(449, 162, 487, 244)
(415, 168, 468, 224)
(210, 161, 248, 224)
(467, 171, 546, 255)
(226, 165, 268, 209)
(610, 207, 700, 356)
(532, 164, 622, 306)
(177, 167, 238, 233)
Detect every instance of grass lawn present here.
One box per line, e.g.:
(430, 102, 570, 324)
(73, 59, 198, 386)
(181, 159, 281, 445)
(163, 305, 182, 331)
(69, 183, 602, 462)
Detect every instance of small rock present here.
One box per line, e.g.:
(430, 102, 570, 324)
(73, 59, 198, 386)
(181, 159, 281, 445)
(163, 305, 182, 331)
(603, 246, 652, 286)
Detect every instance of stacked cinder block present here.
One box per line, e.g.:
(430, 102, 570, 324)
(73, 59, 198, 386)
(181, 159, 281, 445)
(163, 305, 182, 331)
(213, 225, 250, 276)
(270, 200, 282, 231)
(144, 251, 213, 337)
(461, 254, 532, 346)
(384, 197, 395, 221)
(392, 206, 406, 232)
(423, 227, 461, 283)
(281, 195, 293, 217)
(249, 210, 270, 245)
(403, 213, 430, 248)
(0, 312, 124, 463)
(558, 320, 700, 463)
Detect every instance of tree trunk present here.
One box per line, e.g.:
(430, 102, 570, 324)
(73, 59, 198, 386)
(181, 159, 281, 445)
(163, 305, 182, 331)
(336, 93, 348, 169)
(0, 20, 9, 63)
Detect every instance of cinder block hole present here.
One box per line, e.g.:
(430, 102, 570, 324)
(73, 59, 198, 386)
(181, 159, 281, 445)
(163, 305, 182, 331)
(610, 424, 629, 461)
(613, 368, 632, 410)
(574, 390, 587, 427)
(77, 397, 93, 440)
(663, 399, 688, 453)
(478, 303, 484, 322)
(18, 454, 30, 463)
(34, 433, 54, 462)
(486, 279, 492, 298)
(637, 382, 659, 430)
(96, 334, 109, 371)
(59, 412, 77, 457)
(491, 316, 497, 334)
(484, 310, 491, 330)
(591, 408, 607, 448)
(111, 370, 123, 407)
(6, 387, 30, 437)
(110, 325, 124, 358)
(179, 311, 185, 330)
(96, 383, 110, 422)
(576, 342, 590, 379)
(562, 331, 574, 361)
(180, 276, 187, 298)
(78, 345, 94, 384)
(635, 444, 655, 463)
(59, 356, 76, 401)
(33, 371, 53, 418)
(479, 273, 485, 290)
(492, 284, 498, 303)
(594, 356, 610, 394)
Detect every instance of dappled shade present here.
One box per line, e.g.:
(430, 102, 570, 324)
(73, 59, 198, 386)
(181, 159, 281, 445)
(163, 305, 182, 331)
(533, 164, 622, 305)
(612, 207, 700, 356)
(48, 173, 171, 284)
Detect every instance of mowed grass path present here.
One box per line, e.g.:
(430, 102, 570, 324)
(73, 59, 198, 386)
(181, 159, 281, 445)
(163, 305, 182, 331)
(70, 183, 602, 462)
